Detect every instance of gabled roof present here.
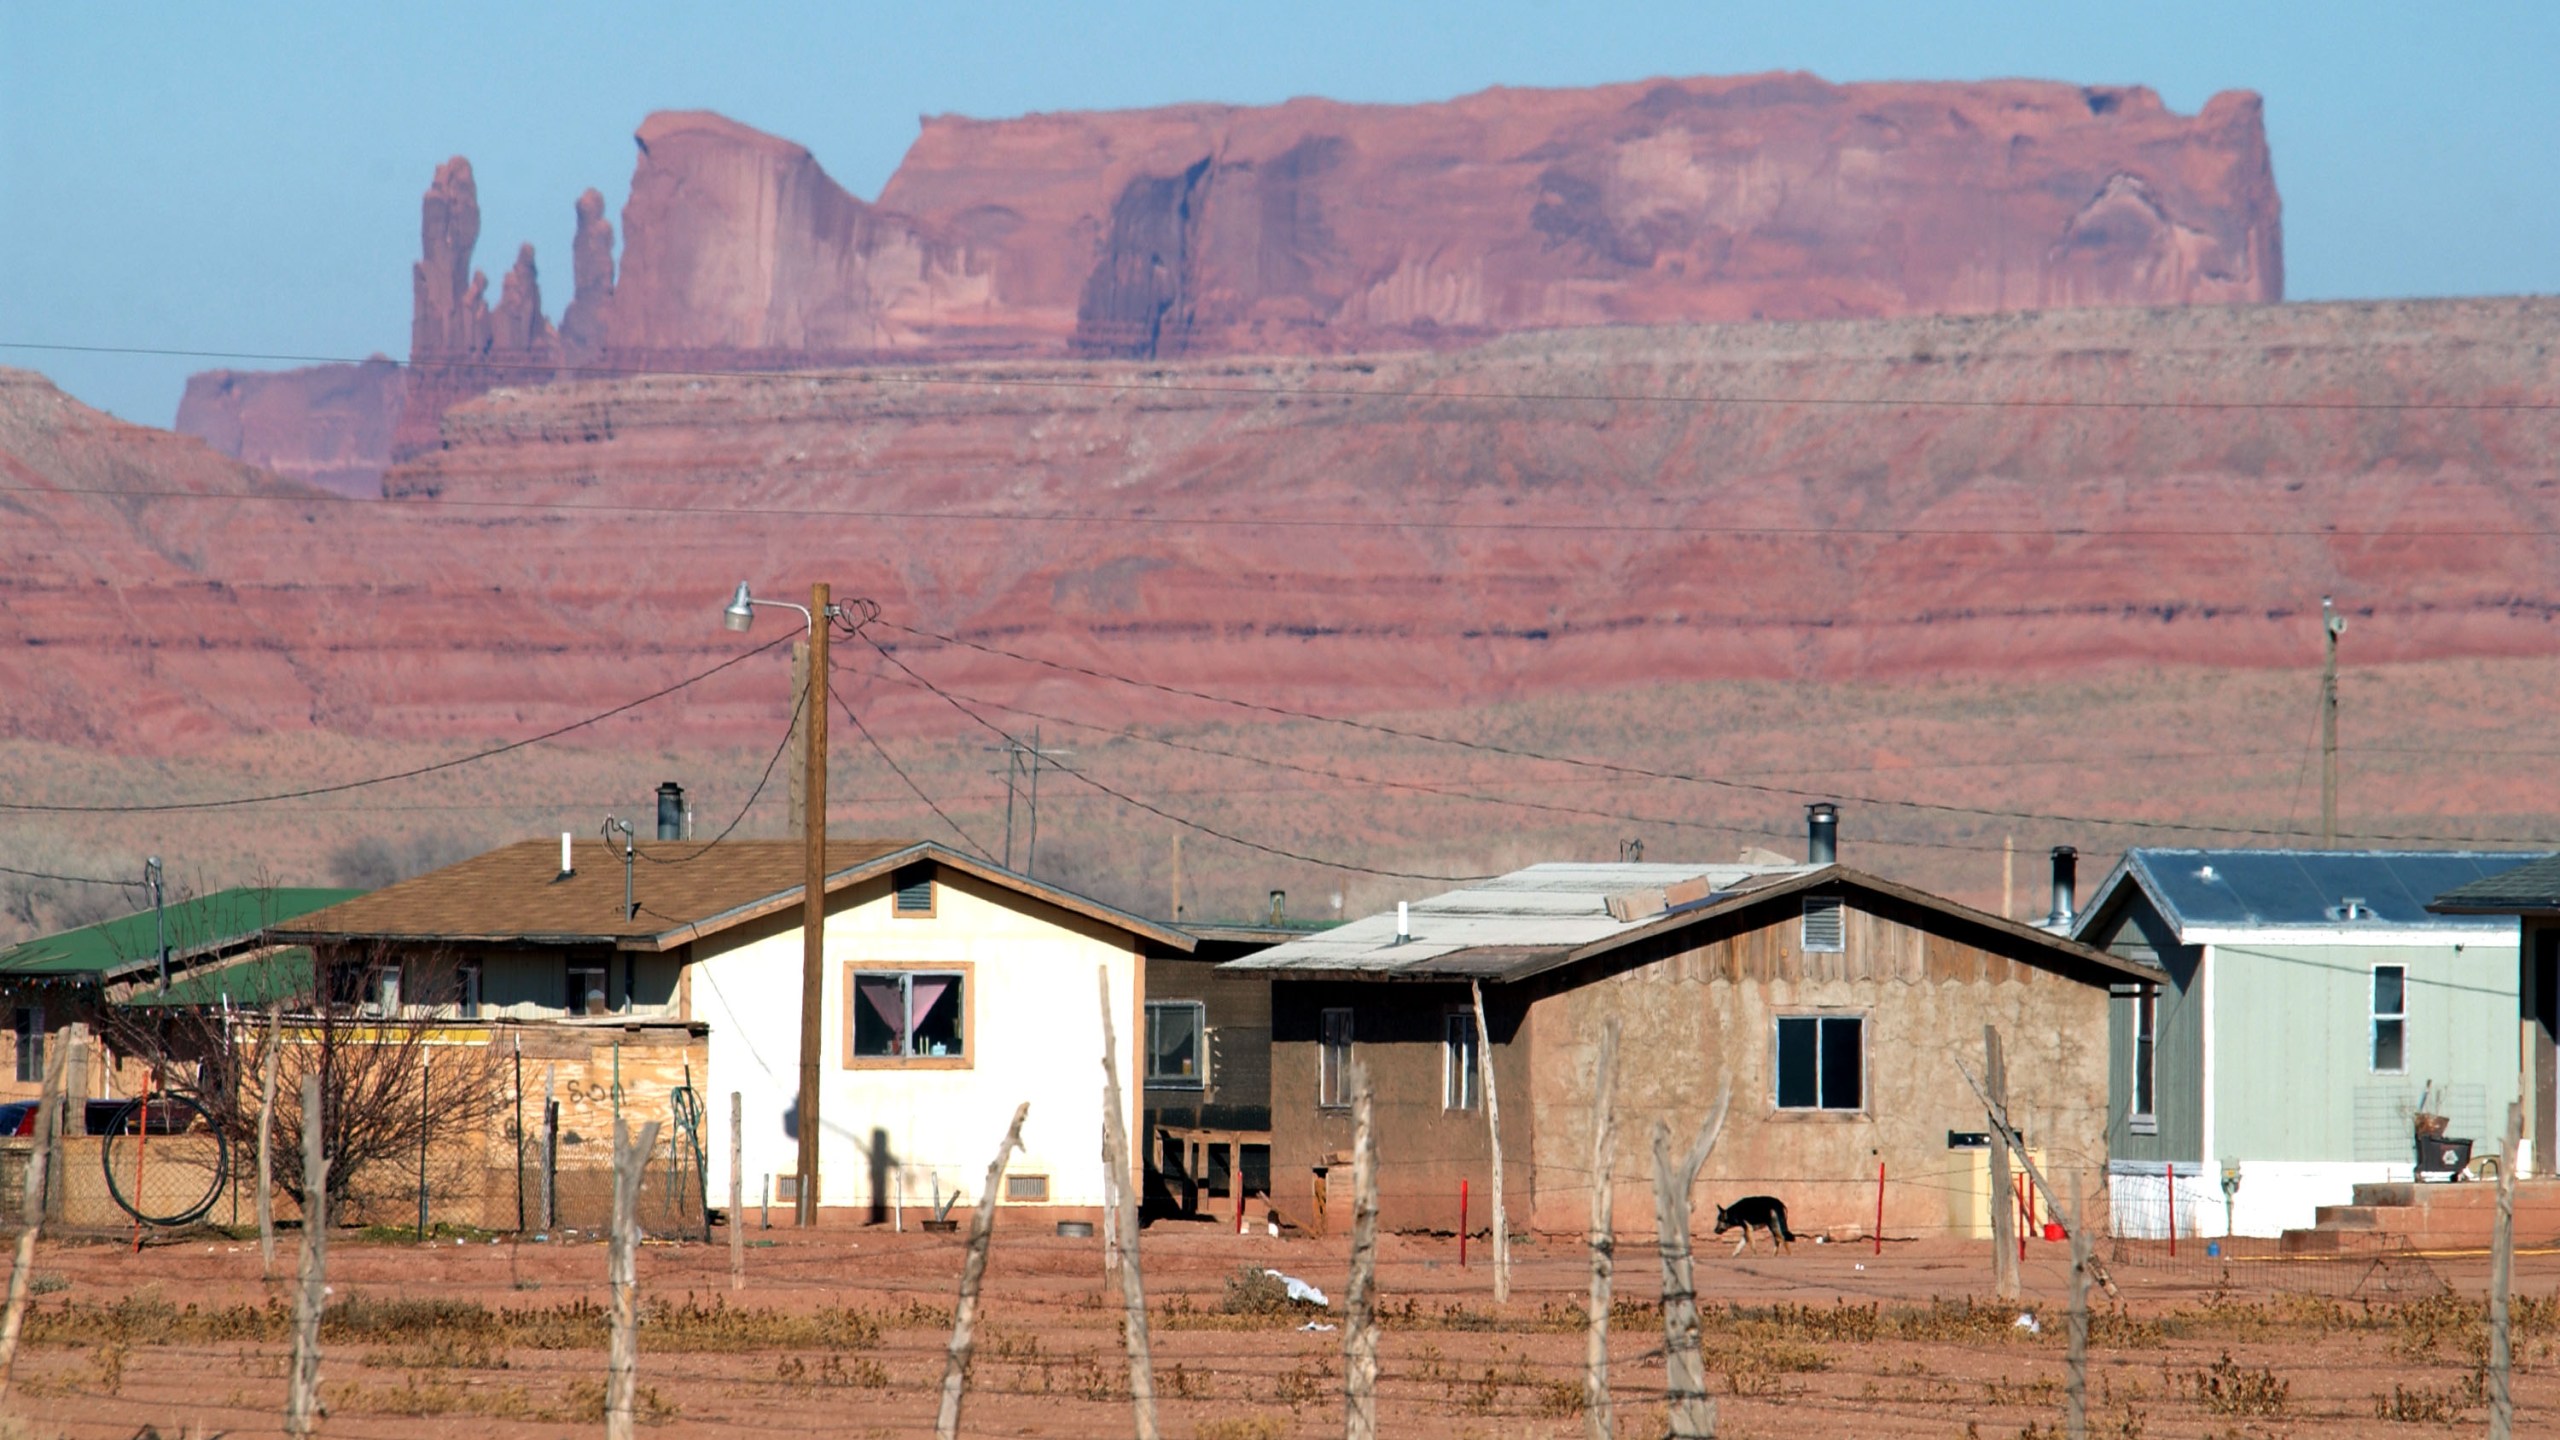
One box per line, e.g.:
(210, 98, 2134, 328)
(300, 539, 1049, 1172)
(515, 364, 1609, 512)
(2427, 853, 2560, 916)
(0, 888, 360, 985)
(2077, 849, 2535, 942)
(274, 838, 1193, 954)
(1223, 861, 2147, 987)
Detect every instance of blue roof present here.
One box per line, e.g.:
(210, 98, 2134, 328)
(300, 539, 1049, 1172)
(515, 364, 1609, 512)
(2079, 850, 2537, 940)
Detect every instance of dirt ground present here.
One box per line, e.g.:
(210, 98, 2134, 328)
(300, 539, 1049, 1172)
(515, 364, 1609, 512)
(2, 1217, 2552, 1439)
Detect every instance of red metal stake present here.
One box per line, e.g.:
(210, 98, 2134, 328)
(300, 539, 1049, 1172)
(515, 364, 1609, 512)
(1872, 1159, 1884, 1256)
(2166, 1160, 2177, 1258)
(1459, 1178, 1471, 1267)
(2016, 1174, 2028, 1264)
(1234, 1158, 1247, 1236)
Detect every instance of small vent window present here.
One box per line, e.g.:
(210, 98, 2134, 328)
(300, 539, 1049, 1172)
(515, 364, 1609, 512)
(893, 869, 934, 916)
(1800, 896, 1845, 953)
(1004, 1173, 1050, 1203)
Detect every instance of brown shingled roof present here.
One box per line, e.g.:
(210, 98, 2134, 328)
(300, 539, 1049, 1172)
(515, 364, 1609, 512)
(274, 837, 1195, 954)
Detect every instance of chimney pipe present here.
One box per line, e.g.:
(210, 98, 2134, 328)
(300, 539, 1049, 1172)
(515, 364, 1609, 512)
(2048, 846, 2079, 929)
(656, 781, 686, 841)
(1269, 889, 1287, 926)
(1807, 802, 1838, 866)
(1395, 901, 1410, 945)
(559, 831, 574, 878)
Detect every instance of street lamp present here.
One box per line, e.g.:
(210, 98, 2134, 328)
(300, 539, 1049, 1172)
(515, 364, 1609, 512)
(723, 579, 835, 1227)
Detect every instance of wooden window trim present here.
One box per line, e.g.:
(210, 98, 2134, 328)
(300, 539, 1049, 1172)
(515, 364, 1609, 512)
(892, 870, 938, 919)
(842, 960, 977, 1071)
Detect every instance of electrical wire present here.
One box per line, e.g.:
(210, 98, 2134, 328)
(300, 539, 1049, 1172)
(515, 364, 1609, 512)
(854, 637, 1493, 883)
(633, 683, 807, 865)
(10, 337, 2560, 413)
(0, 631, 793, 814)
(826, 678, 996, 862)
(877, 618, 2552, 849)
(0, 861, 144, 888)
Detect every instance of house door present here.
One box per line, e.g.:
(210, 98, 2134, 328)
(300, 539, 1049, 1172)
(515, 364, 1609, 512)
(2535, 930, 2559, 1177)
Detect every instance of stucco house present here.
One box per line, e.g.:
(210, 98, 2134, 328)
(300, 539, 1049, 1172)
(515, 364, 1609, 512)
(2074, 849, 2531, 1237)
(279, 836, 1192, 1223)
(1222, 848, 2147, 1240)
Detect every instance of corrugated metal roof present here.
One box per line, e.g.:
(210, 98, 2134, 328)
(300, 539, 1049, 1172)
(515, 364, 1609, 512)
(1223, 862, 1816, 975)
(2427, 853, 2560, 915)
(2077, 849, 2537, 941)
(0, 888, 360, 980)
(117, 947, 313, 1009)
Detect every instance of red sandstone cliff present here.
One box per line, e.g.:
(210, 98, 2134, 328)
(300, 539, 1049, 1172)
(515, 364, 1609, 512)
(180, 73, 2281, 475)
(173, 357, 405, 498)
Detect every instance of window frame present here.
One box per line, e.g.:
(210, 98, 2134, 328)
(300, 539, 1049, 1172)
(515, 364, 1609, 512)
(1146, 1000, 1208, 1090)
(566, 960, 610, 1015)
(12, 1006, 42, 1085)
(1443, 1010, 1481, 1112)
(1318, 1007, 1354, 1110)
(2371, 963, 2408, 1075)
(2129, 983, 2159, 1134)
(842, 961, 975, 1070)
(1772, 1011, 1867, 1114)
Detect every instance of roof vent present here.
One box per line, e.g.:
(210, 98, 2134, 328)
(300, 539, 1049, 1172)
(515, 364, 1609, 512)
(656, 781, 686, 841)
(2327, 896, 2376, 922)
(1807, 803, 1838, 865)
(558, 831, 574, 880)
(1394, 901, 1410, 946)
(2047, 846, 2079, 930)
(1269, 889, 1287, 926)
(1801, 895, 1844, 953)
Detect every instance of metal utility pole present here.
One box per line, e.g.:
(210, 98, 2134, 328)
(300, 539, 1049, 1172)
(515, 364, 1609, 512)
(798, 581, 829, 1224)
(2321, 596, 2347, 848)
(145, 857, 167, 993)
(991, 732, 1070, 876)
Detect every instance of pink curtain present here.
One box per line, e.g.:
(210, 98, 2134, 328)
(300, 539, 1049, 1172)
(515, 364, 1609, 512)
(908, 977, 954, 1033)
(858, 976, 907, 1051)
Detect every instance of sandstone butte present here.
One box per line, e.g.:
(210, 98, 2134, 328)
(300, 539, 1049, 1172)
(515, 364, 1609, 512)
(15, 294, 2560, 763)
(175, 72, 2281, 490)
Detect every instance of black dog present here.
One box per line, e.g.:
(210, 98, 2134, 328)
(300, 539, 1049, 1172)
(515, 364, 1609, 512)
(1712, 1195, 1795, 1255)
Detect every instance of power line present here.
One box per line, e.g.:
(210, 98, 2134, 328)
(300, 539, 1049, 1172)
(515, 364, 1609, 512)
(634, 684, 806, 864)
(13, 479, 2560, 539)
(854, 636, 1493, 883)
(0, 861, 143, 888)
(10, 337, 2559, 413)
(826, 679, 994, 862)
(0, 632, 792, 814)
(876, 618, 2550, 849)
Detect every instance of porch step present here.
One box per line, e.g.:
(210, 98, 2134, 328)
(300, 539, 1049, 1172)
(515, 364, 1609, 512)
(2310, 1204, 2386, 1230)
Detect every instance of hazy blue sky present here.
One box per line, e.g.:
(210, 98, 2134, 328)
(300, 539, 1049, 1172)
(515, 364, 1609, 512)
(5, 2, 2556, 424)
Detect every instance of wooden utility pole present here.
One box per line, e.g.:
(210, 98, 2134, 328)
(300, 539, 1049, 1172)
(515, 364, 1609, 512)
(607, 1117, 662, 1440)
(2491, 1100, 2521, 1440)
(0, 1043, 64, 1405)
(1651, 1081, 1732, 1440)
(797, 581, 830, 1225)
(1097, 968, 1160, 1440)
(1470, 980, 1510, 1304)
(257, 1005, 280, 1280)
(1584, 1019, 1621, 1440)
(2321, 596, 2346, 847)
(937, 1103, 1029, 1440)
(286, 1073, 329, 1437)
(1987, 1026, 2020, 1302)
(1343, 1061, 1379, 1440)
(729, 1091, 745, 1292)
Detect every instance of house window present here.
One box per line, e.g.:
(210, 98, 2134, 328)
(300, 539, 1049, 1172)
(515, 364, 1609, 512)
(2372, 965, 2407, 1073)
(1801, 896, 1845, 954)
(1318, 1007, 1353, 1109)
(456, 963, 483, 1021)
(567, 962, 609, 1015)
(1146, 1001, 1206, 1088)
(1443, 1012, 1480, 1111)
(1775, 1014, 1864, 1111)
(852, 971, 966, 1059)
(363, 966, 402, 1017)
(2131, 985, 2158, 1131)
(893, 869, 935, 917)
(12, 1008, 42, 1085)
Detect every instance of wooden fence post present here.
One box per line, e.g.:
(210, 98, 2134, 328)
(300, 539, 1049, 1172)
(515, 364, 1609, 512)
(1470, 980, 1510, 1305)
(2491, 1099, 2521, 1440)
(1585, 1018, 1621, 1440)
(1652, 1080, 1732, 1440)
(729, 1091, 746, 1292)
(285, 1072, 329, 1436)
(1098, 967, 1161, 1440)
(0, 1042, 66, 1406)
(540, 1064, 556, 1231)
(1343, 1059, 1379, 1440)
(607, 1115, 662, 1440)
(937, 1102, 1030, 1440)
(257, 1005, 280, 1280)
(1986, 1025, 2019, 1302)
